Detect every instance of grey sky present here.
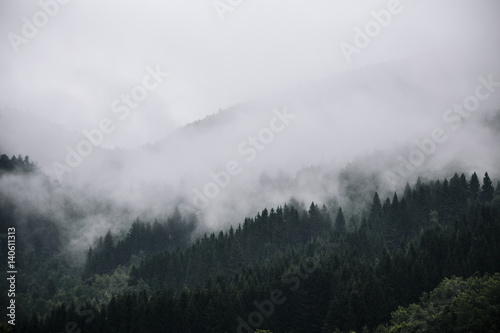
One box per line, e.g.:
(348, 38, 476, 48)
(1, 0, 500, 248)
(1, 0, 499, 149)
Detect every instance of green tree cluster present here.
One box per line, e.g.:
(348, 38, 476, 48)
(14, 172, 500, 332)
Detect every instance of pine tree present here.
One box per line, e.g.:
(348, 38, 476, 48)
(404, 183, 412, 201)
(459, 173, 468, 192)
(335, 207, 346, 235)
(481, 172, 494, 202)
(308, 202, 321, 237)
(83, 247, 94, 278)
(370, 192, 382, 223)
(321, 204, 332, 230)
(96, 230, 115, 274)
(469, 172, 480, 201)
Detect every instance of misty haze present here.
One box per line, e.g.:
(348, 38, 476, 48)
(1, 1, 500, 332)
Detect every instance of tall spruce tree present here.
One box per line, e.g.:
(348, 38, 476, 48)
(370, 192, 382, 222)
(481, 172, 494, 202)
(335, 207, 346, 235)
(469, 172, 481, 201)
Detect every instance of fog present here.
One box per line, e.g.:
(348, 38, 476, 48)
(1, 0, 500, 254)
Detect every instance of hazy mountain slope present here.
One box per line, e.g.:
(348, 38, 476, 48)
(1, 56, 499, 231)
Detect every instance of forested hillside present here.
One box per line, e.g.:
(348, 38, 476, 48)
(2, 1, 499, 332)
(2, 155, 498, 332)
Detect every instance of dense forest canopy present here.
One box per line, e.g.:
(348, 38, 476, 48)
(1, 154, 499, 332)
(1, 1, 499, 332)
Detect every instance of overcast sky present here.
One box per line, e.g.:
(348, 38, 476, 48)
(1, 0, 500, 148)
(1, 0, 500, 246)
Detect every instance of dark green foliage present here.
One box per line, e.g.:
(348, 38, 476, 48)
(334, 207, 346, 235)
(481, 172, 495, 202)
(137, 203, 333, 290)
(0, 154, 37, 174)
(83, 211, 197, 277)
(8, 169, 500, 333)
(370, 192, 382, 222)
(379, 273, 500, 332)
(469, 172, 481, 201)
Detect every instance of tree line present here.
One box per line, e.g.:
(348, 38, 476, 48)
(14, 171, 500, 332)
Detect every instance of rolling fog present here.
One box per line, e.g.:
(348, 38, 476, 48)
(0, 0, 500, 255)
